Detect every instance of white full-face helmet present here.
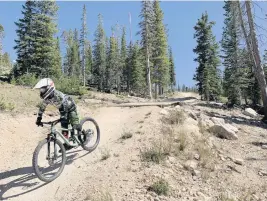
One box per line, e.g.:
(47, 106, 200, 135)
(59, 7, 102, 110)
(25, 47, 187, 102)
(33, 78, 55, 100)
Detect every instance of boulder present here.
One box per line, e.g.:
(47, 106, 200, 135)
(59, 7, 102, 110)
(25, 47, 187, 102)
(183, 160, 198, 172)
(243, 108, 258, 118)
(210, 117, 225, 125)
(209, 124, 238, 140)
(160, 109, 168, 115)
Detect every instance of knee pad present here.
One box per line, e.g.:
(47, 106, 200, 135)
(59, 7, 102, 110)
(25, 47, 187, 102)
(73, 124, 82, 131)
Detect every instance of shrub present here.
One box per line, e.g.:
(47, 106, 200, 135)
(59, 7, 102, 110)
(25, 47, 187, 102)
(140, 140, 169, 164)
(120, 131, 133, 140)
(148, 179, 169, 196)
(13, 73, 38, 87)
(54, 76, 87, 96)
(161, 109, 186, 125)
(100, 148, 111, 161)
(0, 97, 15, 111)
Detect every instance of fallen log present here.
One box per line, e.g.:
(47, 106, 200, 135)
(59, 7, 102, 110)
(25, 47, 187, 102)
(107, 101, 181, 108)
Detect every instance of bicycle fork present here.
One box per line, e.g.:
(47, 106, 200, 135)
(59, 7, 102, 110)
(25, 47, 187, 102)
(46, 137, 58, 166)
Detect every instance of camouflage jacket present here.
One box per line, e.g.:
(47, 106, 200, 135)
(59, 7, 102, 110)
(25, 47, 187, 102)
(38, 90, 76, 117)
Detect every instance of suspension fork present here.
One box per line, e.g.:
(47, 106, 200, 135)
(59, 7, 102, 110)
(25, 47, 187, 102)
(46, 134, 57, 160)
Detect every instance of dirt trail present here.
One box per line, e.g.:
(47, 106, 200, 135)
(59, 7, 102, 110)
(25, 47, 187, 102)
(0, 105, 160, 201)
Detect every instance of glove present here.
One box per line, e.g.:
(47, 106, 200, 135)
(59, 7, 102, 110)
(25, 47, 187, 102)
(36, 116, 42, 126)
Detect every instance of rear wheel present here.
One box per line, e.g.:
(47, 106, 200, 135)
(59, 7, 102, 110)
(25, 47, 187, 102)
(32, 138, 66, 182)
(79, 117, 100, 152)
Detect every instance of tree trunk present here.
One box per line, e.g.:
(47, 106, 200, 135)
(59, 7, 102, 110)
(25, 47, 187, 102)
(237, 0, 267, 120)
(154, 83, 158, 99)
(145, 23, 152, 99)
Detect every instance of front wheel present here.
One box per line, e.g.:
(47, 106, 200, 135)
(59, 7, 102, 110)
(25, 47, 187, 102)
(79, 117, 100, 152)
(32, 138, 66, 182)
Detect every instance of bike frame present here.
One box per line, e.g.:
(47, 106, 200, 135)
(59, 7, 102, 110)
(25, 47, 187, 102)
(43, 119, 82, 148)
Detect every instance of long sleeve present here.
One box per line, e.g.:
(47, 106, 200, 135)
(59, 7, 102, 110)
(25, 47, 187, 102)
(38, 100, 48, 117)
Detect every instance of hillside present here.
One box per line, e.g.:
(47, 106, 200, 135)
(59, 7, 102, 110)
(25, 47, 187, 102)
(1, 84, 267, 201)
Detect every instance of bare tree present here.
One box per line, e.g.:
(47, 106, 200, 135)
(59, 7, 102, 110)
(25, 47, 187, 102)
(237, 0, 267, 120)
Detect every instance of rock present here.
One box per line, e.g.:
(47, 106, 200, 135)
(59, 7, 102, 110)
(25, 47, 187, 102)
(243, 108, 258, 118)
(210, 117, 225, 125)
(226, 124, 239, 133)
(168, 156, 176, 164)
(160, 109, 168, 115)
(134, 189, 142, 193)
(194, 154, 200, 160)
(189, 112, 198, 121)
(209, 124, 238, 140)
(259, 170, 267, 176)
(219, 154, 226, 161)
(231, 157, 244, 165)
(84, 99, 102, 104)
(175, 105, 181, 110)
(193, 169, 201, 177)
(252, 194, 259, 200)
(184, 160, 198, 172)
(262, 145, 267, 149)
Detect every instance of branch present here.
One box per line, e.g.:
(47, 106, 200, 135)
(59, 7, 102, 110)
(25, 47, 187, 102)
(253, 1, 267, 14)
(254, 23, 267, 33)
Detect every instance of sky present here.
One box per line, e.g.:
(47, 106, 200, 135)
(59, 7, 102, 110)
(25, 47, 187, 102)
(0, 1, 267, 87)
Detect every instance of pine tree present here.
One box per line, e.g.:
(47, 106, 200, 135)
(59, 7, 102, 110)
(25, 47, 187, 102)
(182, 84, 186, 92)
(168, 47, 176, 91)
(106, 31, 119, 91)
(85, 40, 93, 84)
(73, 28, 81, 78)
(130, 41, 146, 94)
(125, 42, 133, 93)
(152, 0, 169, 97)
(193, 12, 221, 101)
(93, 14, 106, 91)
(0, 24, 4, 75)
(177, 83, 181, 92)
(263, 50, 267, 81)
(138, 0, 154, 99)
(14, 0, 59, 77)
(121, 27, 127, 91)
(33, 0, 59, 77)
(14, 0, 36, 76)
(221, 1, 243, 105)
(52, 37, 62, 78)
(0, 24, 3, 56)
(62, 29, 80, 78)
(80, 4, 88, 86)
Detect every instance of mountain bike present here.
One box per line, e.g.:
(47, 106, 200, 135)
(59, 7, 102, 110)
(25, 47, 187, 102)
(32, 117, 100, 182)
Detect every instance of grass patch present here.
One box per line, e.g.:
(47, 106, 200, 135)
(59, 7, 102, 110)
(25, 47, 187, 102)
(87, 191, 113, 201)
(217, 194, 235, 201)
(161, 109, 186, 125)
(0, 97, 15, 111)
(196, 138, 215, 170)
(160, 125, 188, 156)
(140, 139, 170, 164)
(120, 130, 133, 140)
(100, 148, 111, 161)
(148, 179, 169, 196)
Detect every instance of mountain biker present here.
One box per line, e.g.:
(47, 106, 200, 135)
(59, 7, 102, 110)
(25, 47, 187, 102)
(33, 78, 81, 151)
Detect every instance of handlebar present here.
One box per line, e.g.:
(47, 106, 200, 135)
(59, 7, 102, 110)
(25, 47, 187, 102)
(38, 119, 61, 127)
